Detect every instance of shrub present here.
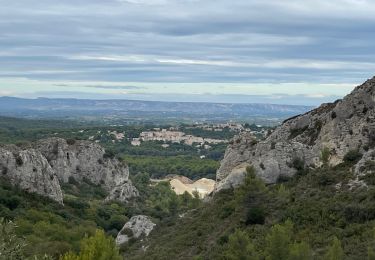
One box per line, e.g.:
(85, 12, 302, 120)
(277, 175, 291, 183)
(260, 162, 265, 170)
(68, 176, 79, 185)
(343, 150, 363, 164)
(66, 139, 76, 145)
(60, 230, 122, 260)
(292, 157, 305, 171)
(108, 215, 128, 231)
(265, 220, 293, 260)
(223, 229, 258, 260)
(324, 237, 344, 260)
(320, 147, 330, 166)
(331, 111, 337, 119)
(15, 155, 23, 166)
(1, 166, 8, 175)
(245, 207, 265, 225)
(289, 126, 308, 139)
(0, 218, 28, 259)
(103, 150, 116, 159)
(317, 173, 335, 186)
(120, 228, 133, 237)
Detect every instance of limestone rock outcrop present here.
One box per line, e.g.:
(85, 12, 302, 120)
(0, 146, 63, 203)
(115, 215, 156, 245)
(0, 138, 138, 203)
(216, 77, 375, 191)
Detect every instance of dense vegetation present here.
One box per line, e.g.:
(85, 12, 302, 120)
(0, 173, 200, 259)
(124, 155, 219, 180)
(4, 116, 375, 259)
(125, 161, 375, 259)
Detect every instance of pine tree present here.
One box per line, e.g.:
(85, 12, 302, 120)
(289, 241, 312, 260)
(264, 220, 293, 260)
(223, 229, 259, 260)
(324, 237, 344, 260)
(0, 218, 26, 260)
(60, 230, 122, 260)
(367, 227, 375, 260)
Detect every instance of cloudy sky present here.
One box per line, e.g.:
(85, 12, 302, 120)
(0, 0, 374, 105)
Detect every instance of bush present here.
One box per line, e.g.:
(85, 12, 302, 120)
(108, 215, 128, 231)
(245, 207, 265, 225)
(331, 111, 337, 119)
(343, 150, 363, 164)
(320, 147, 330, 166)
(1, 166, 8, 175)
(15, 155, 23, 166)
(260, 162, 265, 170)
(0, 219, 25, 258)
(60, 230, 122, 260)
(317, 173, 335, 186)
(292, 157, 305, 171)
(66, 139, 76, 145)
(277, 175, 292, 183)
(103, 150, 116, 159)
(120, 228, 133, 237)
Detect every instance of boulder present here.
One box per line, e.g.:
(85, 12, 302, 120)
(116, 215, 156, 245)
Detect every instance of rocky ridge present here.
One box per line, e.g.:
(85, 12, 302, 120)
(0, 138, 138, 203)
(216, 77, 375, 191)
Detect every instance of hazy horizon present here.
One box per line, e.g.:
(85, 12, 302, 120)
(1, 0, 375, 105)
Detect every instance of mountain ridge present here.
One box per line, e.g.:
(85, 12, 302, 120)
(216, 76, 375, 191)
(0, 96, 313, 122)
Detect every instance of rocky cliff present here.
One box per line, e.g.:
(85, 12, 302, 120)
(0, 138, 138, 203)
(216, 77, 375, 191)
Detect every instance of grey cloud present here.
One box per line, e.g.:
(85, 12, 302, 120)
(0, 0, 375, 103)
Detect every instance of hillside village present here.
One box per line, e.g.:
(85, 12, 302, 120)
(130, 123, 268, 147)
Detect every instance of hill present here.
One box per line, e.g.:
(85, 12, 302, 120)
(0, 97, 313, 124)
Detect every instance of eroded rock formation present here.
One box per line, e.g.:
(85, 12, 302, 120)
(0, 138, 138, 203)
(216, 77, 375, 191)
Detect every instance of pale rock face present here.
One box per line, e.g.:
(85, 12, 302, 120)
(0, 146, 63, 203)
(36, 138, 139, 202)
(116, 215, 156, 245)
(216, 77, 375, 192)
(355, 150, 375, 175)
(0, 138, 138, 203)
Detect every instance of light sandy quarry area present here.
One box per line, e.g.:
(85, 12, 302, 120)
(169, 177, 216, 198)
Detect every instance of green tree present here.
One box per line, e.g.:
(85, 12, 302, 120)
(235, 166, 267, 205)
(289, 241, 312, 260)
(368, 247, 375, 260)
(265, 220, 293, 260)
(324, 237, 344, 260)
(223, 229, 258, 260)
(367, 227, 375, 260)
(0, 218, 26, 260)
(60, 230, 122, 260)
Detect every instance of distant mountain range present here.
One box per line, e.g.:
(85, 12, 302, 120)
(0, 97, 314, 124)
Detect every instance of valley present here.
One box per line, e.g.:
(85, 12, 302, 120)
(1, 1, 373, 259)
(1, 78, 375, 259)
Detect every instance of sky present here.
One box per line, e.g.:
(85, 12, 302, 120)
(0, 0, 374, 105)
